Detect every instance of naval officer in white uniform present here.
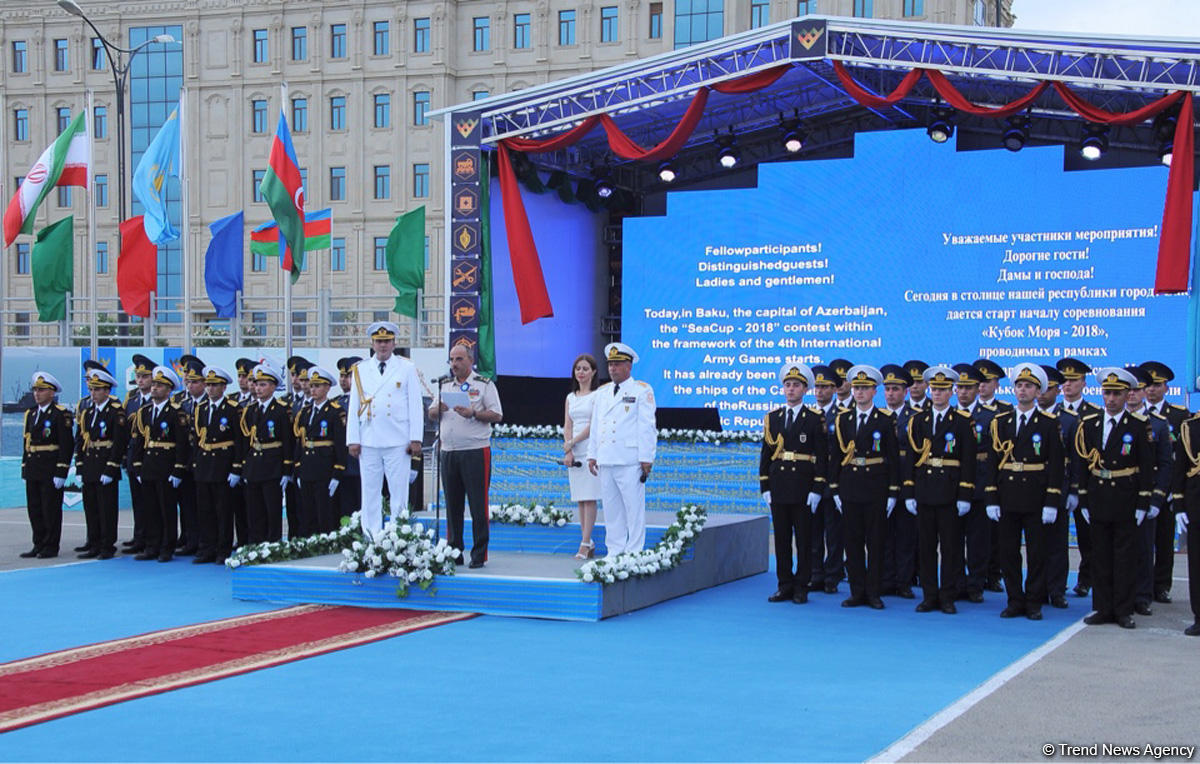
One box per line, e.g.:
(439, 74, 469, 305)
(587, 342, 657, 557)
(346, 321, 424, 537)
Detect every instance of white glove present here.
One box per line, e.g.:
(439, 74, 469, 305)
(409, 468, 419, 485)
(168, 476, 181, 489)
(227, 473, 241, 488)
(135, 475, 142, 484)
(1081, 509, 1090, 524)
(1066, 494, 1079, 512)
(761, 491, 771, 506)
(1041, 507, 1057, 525)
(957, 500, 970, 517)
(1148, 505, 1161, 519)
(833, 495, 843, 513)
(280, 476, 291, 489)
(807, 492, 821, 512)
(886, 497, 896, 516)
(905, 498, 917, 515)
(329, 478, 340, 497)
(1178, 513, 1189, 536)
(52, 477, 65, 490)
(99, 474, 114, 486)
(1135, 509, 1146, 526)
(986, 505, 1001, 522)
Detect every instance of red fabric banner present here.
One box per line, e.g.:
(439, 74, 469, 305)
(832, 62, 923, 108)
(1156, 92, 1193, 293)
(925, 70, 1049, 117)
(600, 88, 711, 162)
(1052, 83, 1183, 127)
(116, 216, 157, 318)
(497, 145, 555, 323)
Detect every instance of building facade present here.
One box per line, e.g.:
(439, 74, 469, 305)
(0, 0, 1012, 347)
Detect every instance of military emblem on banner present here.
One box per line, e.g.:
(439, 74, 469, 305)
(451, 296, 480, 329)
(450, 330, 479, 354)
(452, 259, 480, 292)
(452, 223, 479, 255)
(453, 151, 479, 182)
(789, 20, 827, 57)
(453, 187, 479, 219)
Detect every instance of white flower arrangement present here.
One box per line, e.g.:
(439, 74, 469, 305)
(576, 505, 707, 584)
(492, 424, 759, 444)
(490, 502, 572, 527)
(225, 523, 357, 570)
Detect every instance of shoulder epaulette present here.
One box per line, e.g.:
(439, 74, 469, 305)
(225, 394, 240, 406)
(876, 407, 894, 416)
(471, 373, 492, 383)
(169, 401, 181, 410)
(1081, 412, 1101, 421)
(1129, 411, 1147, 422)
(636, 380, 649, 387)
(108, 394, 120, 403)
(55, 403, 68, 412)
(1150, 410, 1167, 421)
(1040, 410, 1057, 420)
(994, 409, 1012, 418)
(597, 381, 613, 391)
(981, 402, 998, 411)
(955, 408, 972, 418)
(328, 399, 342, 409)
(1168, 403, 1190, 414)
(808, 404, 822, 414)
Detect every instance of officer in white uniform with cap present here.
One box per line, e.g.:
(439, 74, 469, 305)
(346, 321, 424, 538)
(587, 342, 657, 557)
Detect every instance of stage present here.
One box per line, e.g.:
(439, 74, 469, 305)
(230, 511, 768, 621)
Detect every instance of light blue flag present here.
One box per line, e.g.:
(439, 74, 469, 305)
(132, 104, 181, 245)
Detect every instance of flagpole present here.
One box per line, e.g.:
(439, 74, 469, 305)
(282, 81, 293, 385)
(179, 88, 192, 353)
(87, 89, 98, 357)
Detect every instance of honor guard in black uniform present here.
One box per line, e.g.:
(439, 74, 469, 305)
(241, 364, 294, 543)
(129, 366, 190, 562)
(294, 366, 348, 535)
(985, 363, 1064, 621)
(952, 363, 999, 602)
(192, 366, 243, 564)
(759, 363, 828, 604)
(974, 359, 1014, 414)
(337, 356, 363, 523)
(830, 365, 900, 609)
(72, 360, 111, 554)
(809, 364, 846, 594)
(76, 360, 107, 415)
(828, 358, 854, 410)
(1124, 366, 1173, 617)
(1074, 367, 1155, 629)
(1056, 357, 1101, 597)
(122, 354, 157, 553)
(20, 372, 74, 559)
(1039, 365, 1075, 609)
(235, 358, 258, 405)
(231, 358, 258, 546)
(904, 360, 932, 411)
(880, 364, 918, 600)
(284, 356, 312, 539)
(172, 354, 207, 555)
(74, 368, 128, 559)
(1139, 360, 1188, 603)
(904, 366, 977, 614)
(1169, 412, 1200, 636)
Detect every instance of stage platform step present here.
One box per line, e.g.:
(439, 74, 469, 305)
(418, 513, 693, 560)
(231, 513, 768, 621)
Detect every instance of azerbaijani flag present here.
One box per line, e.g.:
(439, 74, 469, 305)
(250, 208, 330, 256)
(257, 110, 305, 280)
(4, 112, 90, 247)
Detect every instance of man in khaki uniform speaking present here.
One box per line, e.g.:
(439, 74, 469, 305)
(588, 342, 657, 558)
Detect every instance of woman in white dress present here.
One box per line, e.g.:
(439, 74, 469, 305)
(564, 354, 600, 558)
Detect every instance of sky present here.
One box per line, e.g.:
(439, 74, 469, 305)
(1010, 0, 1200, 38)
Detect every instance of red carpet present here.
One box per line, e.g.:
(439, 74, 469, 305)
(0, 605, 475, 733)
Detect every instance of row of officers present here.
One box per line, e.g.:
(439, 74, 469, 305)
(758, 356, 1200, 636)
(20, 352, 393, 566)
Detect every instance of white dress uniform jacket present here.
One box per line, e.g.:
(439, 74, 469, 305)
(588, 378, 657, 466)
(345, 356, 424, 447)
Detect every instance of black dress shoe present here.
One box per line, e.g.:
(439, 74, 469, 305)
(808, 581, 825, 592)
(73, 544, 92, 552)
(941, 602, 958, 615)
(1184, 623, 1200, 637)
(125, 544, 146, 554)
(98, 550, 115, 560)
(1153, 590, 1172, 604)
(896, 587, 915, 599)
(841, 596, 866, 608)
(768, 589, 793, 603)
(867, 598, 884, 610)
(824, 582, 839, 595)
(985, 581, 1004, 593)
(135, 551, 158, 561)
(77, 550, 100, 559)
(792, 591, 808, 604)
(122, 540, 137, 548)
(468, 560, 484, 569)
(19, 549, 40, 558)
(192, 554, 217, 564)
(1134, 602, 1153, 616)
(157, 554, 173, 563)
(999, 606, 1024, 618)
(967, 591, 985, 604)
(1116, 615, 1136, 629)
(915, 600, 938, 613)
(1073, 584, 1090, 597)
(1083, 612, 1114, 625)
(1050, 595, 1069, 609)
(1026, 609, 1043, 621)
(37, 550, 58, 559)
(178, 546, 198, 557)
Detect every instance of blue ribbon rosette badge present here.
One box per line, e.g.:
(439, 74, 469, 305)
(159, 420, 168, 433)
(944, 431, 955, 452)
(43, 420, 52, 438)
(320, 420, 328, 438)
(872, 431, 881, 452)
(267, 421, 276, 438)
(1032, 432, 1042, 456)
(219, 416, 228, 430)
(1121, 432, 1132, 455)
(975, 423, 983, 443)
(99, 420, 107, 437)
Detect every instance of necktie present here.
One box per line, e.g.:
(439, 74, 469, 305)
(613, 383, 620, 397)
(310, 404, 319, 427)
(786, 408, 794, 429)
(933, 412, 941, 431)
(379, 361, 386, 375)
(1105, 416, 1117, 447)
(91, 405, 100, 430)
(1019, 413, 1028, 436)
(858, 413, 867, 433)
(208, 402, 215, 426)
(1147, 404, 1156, 416)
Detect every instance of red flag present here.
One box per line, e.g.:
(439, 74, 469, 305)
(117, 216, 158, 318)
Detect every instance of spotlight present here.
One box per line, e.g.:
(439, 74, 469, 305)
(781, 120, 807, 153)
(1002, 115, 1030, 152)
(1079, 125, 1109, 161)
(657, 160, 677, 183)
(716, 136, 740, 169)
(1160, 141, 1174, 167)
(595, 177, 614, 198)
(927, 108, 955, 144)
(1154, 112, 1177, 167)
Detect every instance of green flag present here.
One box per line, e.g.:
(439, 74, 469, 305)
(386, 206, 426, 318)
(31, 216, 74, 322)
(477, 156, 496, 379)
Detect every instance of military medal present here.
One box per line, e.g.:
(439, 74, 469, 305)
(460, 382, 470, 392)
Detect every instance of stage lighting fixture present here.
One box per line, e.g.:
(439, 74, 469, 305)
(595, 177, 614, 198)
(1079, 125, 1109, 161)
(927, 109, 955, 144)
(1154, 112, 1177, 166)
(1002, 115, 1030, 152)
(657, 160, 677, 183)
(780, 119, 806, 153)
(716, 136, 740, 169)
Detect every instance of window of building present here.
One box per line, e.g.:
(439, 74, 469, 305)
(56, 107, 71, 134)
(16, 243, 30, 275)
(601, 6, 619, 42)
(94, 105, 107, 138)
(797, 0, 818, 14)
(330, 95, 346, 130)
(95, 174, 108, 207)
(299, 167, 307, 197)
(853, 0, 873, 17)
(12, 41, 27, 73)
(374, 237, 388, 270)
(514, 13, 532, 48)
(649, 3, 663, 38)
(292, 27, 307, 61)
(413, 91, 430, 126)
(374, 165, 390, 199)
(58, 186, 71, 207)
(374, 93, 390, 128)
(292, 311, 307, 338)
(92, 38, 106, 70)
(330, 24, 347, 59)
(473, 17, 490, 51)
(674, 0, 723, 49)
(250, 311, 267, 335)
(292, 97, 307, 131)
(559, 10, 576, 45)
(253, 29, 268, 63)
(373, 21, 390, 55)
(413, 163, 430, 198)
(97, 241, 109, 274)
(473, 90, 490, 101)
(13, 109, 28, 142)
(54, 39, 69, 71)
(750, 0, 769, 28)
(251, 99, 268, 133)
(253, 169, 265, 203)
(13, 311, 29, 337)
(903, 0, 924, 15)
(331, 237, 346, 270)
(329, 167, 346, 201)
(414, 18, 431, 53)
(252, 250, 266, 272)
(973, 0, 987, 24)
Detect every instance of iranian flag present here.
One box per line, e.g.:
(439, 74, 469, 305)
(4, 112, 90, 247)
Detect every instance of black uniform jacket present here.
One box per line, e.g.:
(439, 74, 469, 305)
(1074, 410, 1154, 522)
(22, 403, 75, 481)
(240, 397, 293, 482)
(986, 408, 1064, 512)
(74, 396, 128, 483)
(758, 405, 828, 501)
(192, 395, 244, 482)
(903, 407, 977, 505)
(293, 399, 348, 483)
(130, 401, 191, 482)
(830, 407, 900, 503)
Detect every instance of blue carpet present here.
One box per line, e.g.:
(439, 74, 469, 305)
(0, 559, 1077, 762)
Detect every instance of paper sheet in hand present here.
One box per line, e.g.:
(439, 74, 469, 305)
(442, 391, 471, 409)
